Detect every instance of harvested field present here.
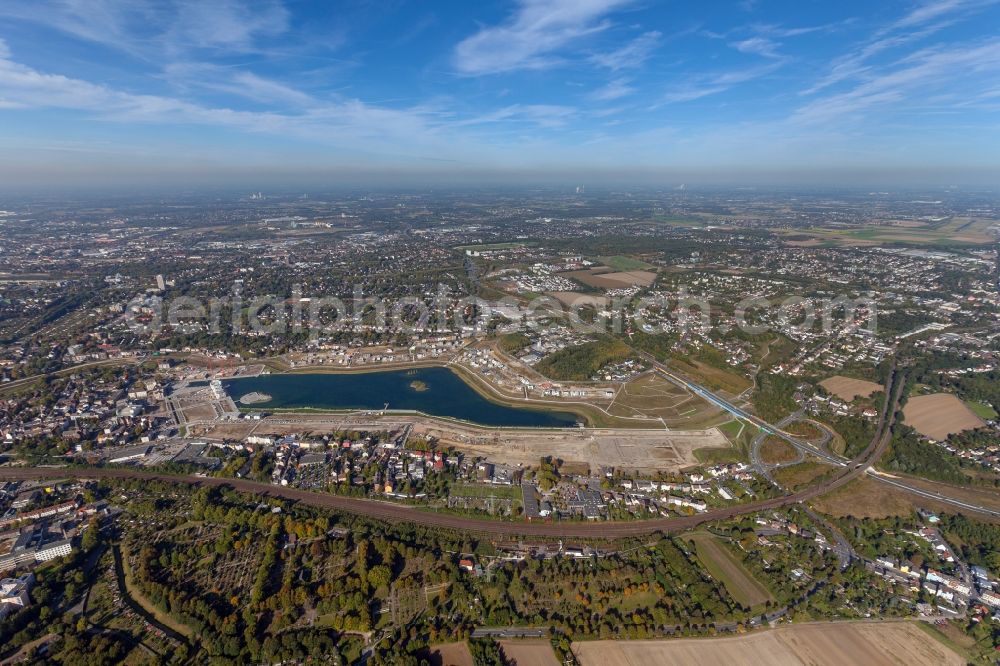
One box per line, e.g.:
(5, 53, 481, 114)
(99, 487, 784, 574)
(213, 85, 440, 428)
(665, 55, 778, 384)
(686, 533, 772, 608)
(572, 621, 964, 666)
(904, 393, 985, 440)
(820, 376, 882, 401)
(421, 642, 474, 666)
(565, 269, 657, 290)
(499, 640, 561, 666)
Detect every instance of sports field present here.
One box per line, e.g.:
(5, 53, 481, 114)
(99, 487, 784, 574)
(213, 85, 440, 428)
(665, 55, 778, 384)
(572, 621, 964, 666)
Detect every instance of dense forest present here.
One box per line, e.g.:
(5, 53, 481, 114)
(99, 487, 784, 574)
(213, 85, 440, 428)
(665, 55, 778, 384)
(535, 337, 635, 381)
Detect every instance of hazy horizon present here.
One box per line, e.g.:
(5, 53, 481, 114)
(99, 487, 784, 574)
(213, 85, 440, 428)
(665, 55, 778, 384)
(1, 0, 1000, 190)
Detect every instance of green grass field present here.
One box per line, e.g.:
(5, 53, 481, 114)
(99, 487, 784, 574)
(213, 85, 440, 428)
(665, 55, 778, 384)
(717, 419, 746, 442)
(450, 483, 521, 500)
(965, 400, 998, 420)
(686, 534, 773, 608)
(597, 255, 655, 271)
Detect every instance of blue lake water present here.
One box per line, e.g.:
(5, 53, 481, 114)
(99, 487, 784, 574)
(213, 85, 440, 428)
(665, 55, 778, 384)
(222, 367, 580, 428)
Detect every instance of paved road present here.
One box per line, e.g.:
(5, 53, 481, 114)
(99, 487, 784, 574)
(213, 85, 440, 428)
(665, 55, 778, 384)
(633, 350, 846, 467)
(0, 356, 146, 392)
(750, 410, 807, 483)
(866, 470, 1000, 519)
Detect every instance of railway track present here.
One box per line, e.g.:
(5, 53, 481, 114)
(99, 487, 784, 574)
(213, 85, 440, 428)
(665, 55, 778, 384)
(0, 374, 909, 539)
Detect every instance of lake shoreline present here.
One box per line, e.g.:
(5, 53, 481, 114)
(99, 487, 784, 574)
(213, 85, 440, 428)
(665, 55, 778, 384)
(223, 367, 582, 428)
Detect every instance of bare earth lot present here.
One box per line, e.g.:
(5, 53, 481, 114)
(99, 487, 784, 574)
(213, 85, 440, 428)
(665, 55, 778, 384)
(904, 393, 984, 440)
(190, 413, 729, 472)
(573, 621, 963, 666)
(820, 375, 882, 401)
(423, 425, 729, 472)
(499, 640, 561, 666)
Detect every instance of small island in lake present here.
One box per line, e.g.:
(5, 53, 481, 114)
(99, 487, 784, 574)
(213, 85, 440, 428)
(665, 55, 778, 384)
(408, 380, 429, 392)
(239, 391, 272, 405)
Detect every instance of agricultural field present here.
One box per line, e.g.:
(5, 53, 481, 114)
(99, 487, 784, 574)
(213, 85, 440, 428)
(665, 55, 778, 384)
(564, 268, 657, 290)
(685, 533, 773, 608)
(596, 255, 655, 271)
(775, 216, 997, 247)
(499, 640, 561, 666)
(820, 376, 882, 402)
(903, 393, 985, 440)
(420, 642, 474, 666)
(572, 621, 964, 666)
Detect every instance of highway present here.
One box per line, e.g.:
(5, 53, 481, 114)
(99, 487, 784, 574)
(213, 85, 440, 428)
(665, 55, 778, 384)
(633, 350, 847, 467)
(866, 470, 1000, 519)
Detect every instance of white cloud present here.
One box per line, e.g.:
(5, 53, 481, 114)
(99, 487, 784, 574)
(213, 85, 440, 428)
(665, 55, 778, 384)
(803, 0, 998, 94)
(659, 62, 783, 105)
(889, 0, 975, 30)
(0, 38, 9, 59)
(454, 104, 577, 129)
(0, 0, 290, 57)
(0, 43, 463, 158)
(453, 0, 632, 75)
(163, 62, 314, 107)
(792, 39, 1000, 124)
(730, 36, 781, 58)
(587, 78, 635, 101)
(166, 0, 289, 52)
(590, 30, 661, 70)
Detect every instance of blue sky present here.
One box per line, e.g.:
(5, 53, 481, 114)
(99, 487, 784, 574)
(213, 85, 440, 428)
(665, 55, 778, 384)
(0, 0, 999, 186)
